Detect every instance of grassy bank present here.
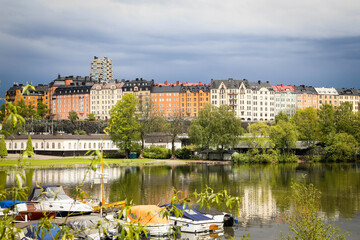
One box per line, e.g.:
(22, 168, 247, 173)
(0, 158, 158, 167)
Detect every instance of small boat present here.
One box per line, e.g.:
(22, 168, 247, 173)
(0, 200, 24, 216)
(161, 203, 223, 233)
(14, 202, 56, 221)
(107, 205, 173, 237)
(28, 185, 94, 217)
(191, 204, 236, 227)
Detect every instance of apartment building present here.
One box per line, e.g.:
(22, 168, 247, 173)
(5, 84, 51, 109)
(90, 56, 113, 83)
(314, 87, 339, 108)
(180, 85, 210, 118)
(293, 85, 318, 110)
(51, 85, 92, 120)
(336, 88, 360, 112)
(210, 78, 275, 122)
(122, 78, 154, 107)
(151, 85, 181, 118)
(90, 82, 124, 120)
(272, 84, 297, 118)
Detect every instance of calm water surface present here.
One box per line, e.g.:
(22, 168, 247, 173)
(1, 163, 360, 239)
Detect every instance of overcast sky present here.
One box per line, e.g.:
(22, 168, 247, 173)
(1, 0, 360, 97)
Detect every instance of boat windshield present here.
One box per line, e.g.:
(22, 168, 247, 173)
(29, 186, 72, 201)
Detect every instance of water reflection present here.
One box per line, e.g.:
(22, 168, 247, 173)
(2, 163, 360, 233)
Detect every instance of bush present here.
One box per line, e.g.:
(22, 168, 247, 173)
(0, 136, 8, 158)
(175, 147, 192, 159)
(143, 146, 171, 159)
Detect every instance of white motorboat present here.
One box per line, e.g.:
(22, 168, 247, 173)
(162, 204, 223, 234)
(28, 185, 93, 217)
(191, 204, 236, 227)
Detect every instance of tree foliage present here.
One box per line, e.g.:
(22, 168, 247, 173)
(108, 94, 141, 158)
(36, 100, 49, 119)
(275, 111, 289, 124)
(189, 104, 243, 151)
(165, 115, 188, 159)
(325, 132, 358, 162)
(247, 122, 270, 149)
(68, 110, 79, 123)
(270, 120, 297, 153)
(0, 136, 7, 158)
(317, 104, 336, 142)
(291, 107, 320, 148)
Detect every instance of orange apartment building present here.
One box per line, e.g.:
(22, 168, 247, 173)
(51, 85, 92, 120)
(293, 85, 319, 110)
(180, 85, 211, 118)
(122, 78, 154, 108)
(151, 85, 181, 118)
(5, 84, 51, 109)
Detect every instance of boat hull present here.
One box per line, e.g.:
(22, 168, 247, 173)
(14, 203, 56, 221)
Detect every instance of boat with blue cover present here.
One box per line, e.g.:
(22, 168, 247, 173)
(161, 203, 223, 233)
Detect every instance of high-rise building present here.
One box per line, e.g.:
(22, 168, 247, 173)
(90, 56, 113, 83)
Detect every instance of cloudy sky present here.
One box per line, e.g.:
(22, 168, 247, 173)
(1, 0, 360, 97)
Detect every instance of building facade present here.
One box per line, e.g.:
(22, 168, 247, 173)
(5, 84, 51, 109)
(90, 56, 113, 83)
(122, 78, 154, 107)
(210, 78, 275, 122)
(52, 85, 92, 120)
(293, 85, 318, 110)
(272, 84, 297, 118)
(336, 88, 360, 112)
(314, 87, 339, 108)
(151, 85, 181, 118)
(180, 85, 210, 118)
(90, 82, 124, 120)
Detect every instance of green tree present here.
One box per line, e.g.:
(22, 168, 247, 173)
(291, 107, 320, 149)
(269, 120, 297, 153)
(137, 99, 167, 158)
(36, 100, 49, 119)
(275, 111, 289, 123)
(88, 113, 96, 121)
(0, 136, 7, 159)
(108, 94, 141, 158)
(317, 103, 336, 142)
(334, 102, 356, 137)
(165, 115, 188, 159)
(247, 122, 271, 149)
(68, 110, 79, 123)
(189, 104, 243, 152)
(325, 132, 358, 162)
(26, 135, 33, 152)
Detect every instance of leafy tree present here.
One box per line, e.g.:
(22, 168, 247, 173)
(190, 104, 243, 152)
(108, 94, 141, 158)
(275, 111, 289, 124)
(334, 102, 356, 137)
(291, 107, 320, 149)
(0, 104, 5, 122)
(0, 136, 7, 159)
(137, 98, 167, 158)
(1, 102, 25, 131)
(88, 113, 96, 121)
(36, 100, 49, 119)
(165, 115, 188, 159)
(325, 133, 358, 162)
(317, 103, 336, 142)
(247, 122, 270, 149)
(25, 135, 33, 152)
(269, 120, 297, 153)
(68, 110, 79, 123)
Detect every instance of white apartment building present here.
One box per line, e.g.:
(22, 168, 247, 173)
(90, 82, 124, 120)
(273, 84, 297, 118)
(210, 78, 275, 122)
(90, 56, 113, 83)
(336, 88, 360, 112)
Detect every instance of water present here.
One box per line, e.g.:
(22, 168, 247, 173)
(1, 163, 360, 239)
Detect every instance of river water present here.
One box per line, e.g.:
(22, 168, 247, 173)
(1, 163, 360, 239)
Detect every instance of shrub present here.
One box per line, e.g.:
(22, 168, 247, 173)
(175, 147, 192, 159)
(143, 146, 171, 159)
(0, 136, 8, 158)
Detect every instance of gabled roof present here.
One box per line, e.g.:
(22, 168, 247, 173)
(152, 85, 182, 93)
(336, 88, 360, 96)
(210, 78, 246, 89)
(293, 85, 317, 94)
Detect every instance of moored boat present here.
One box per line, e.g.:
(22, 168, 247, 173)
(28, 185, 94, 217)
(107, 205, 173, 237)
(14, 202, 56, 221)
(161, 203, 223, 233)
(191, 204, 236, 227)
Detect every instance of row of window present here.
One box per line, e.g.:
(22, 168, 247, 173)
(7, 141, 114, 150)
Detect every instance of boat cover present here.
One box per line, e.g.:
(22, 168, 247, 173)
(28, 185, 72, 201)
(161, 203, 212, 221)
(192, 204, 224, 216)
(0, 200, 29, 209)
(24, 223, 62, 240)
